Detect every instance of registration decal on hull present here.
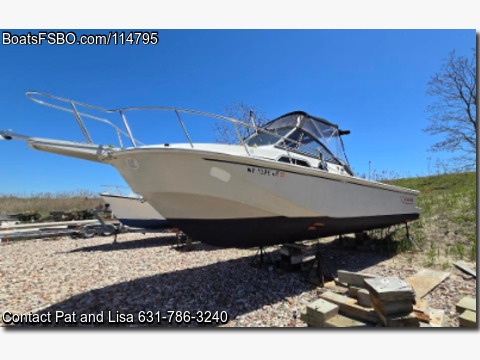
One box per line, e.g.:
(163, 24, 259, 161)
(401, 196, 414, 204)
(247, 166, 285, 178)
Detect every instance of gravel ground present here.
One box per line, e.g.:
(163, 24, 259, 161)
(0, 233, 476, 327)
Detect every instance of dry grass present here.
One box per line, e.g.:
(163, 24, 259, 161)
(382, 171, 476, 265)
(0, 190, 104, 216)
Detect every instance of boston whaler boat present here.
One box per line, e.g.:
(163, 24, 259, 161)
(1, 92, 419, 248)
(100, 191, 169, 229)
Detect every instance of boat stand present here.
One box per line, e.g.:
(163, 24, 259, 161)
(173, 231, 193, 251)
(304, 241, 336, 286)
(251, 246, 275, 268)
(405, 222, 421, 251)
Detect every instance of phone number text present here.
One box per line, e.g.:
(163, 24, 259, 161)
(138, 310, 229, 325)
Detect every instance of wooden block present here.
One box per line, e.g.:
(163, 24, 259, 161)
(413, 299, 429, 314)
(428, 308, 445, 327)
(357, 289, 371, 307)
(337, 270, 376, 287)
(459, 310, 476, 327)
(376, 311, 420, 327)
(306, 298, 339, 322)
(300, 311, 325, 327)
(324, 314, 370, 328)
(364, 277, 415, 302)
(319, 290, 379, 323)
(302, 255, 316, 263)
(349, 286, 362, 298)
(453, 262, 476, 278)
(324, 283, 350, 295)
(300, 310, 308, 322)
(413, 311, 431, 323)
(290, 254, 304, 265)
(405, 269, 450, 299)
(456, 297, 476, 314)
(280, 244, 304, 264)
(369, 294, 414, 316)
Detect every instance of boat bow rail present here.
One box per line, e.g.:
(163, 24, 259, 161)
(17, 91, 350, 168)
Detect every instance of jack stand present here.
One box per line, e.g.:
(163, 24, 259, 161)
(405, 222, 421, 250)
(174, 231, 193, 251)
(113, 226, 121, 244)
(251, 246, 275, 268)
(304, 241, 335, 286)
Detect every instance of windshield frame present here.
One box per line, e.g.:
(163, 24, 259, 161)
(244, 127, 294, 147)
(275, 127, 342, 165)
(246, 116, 344, 164)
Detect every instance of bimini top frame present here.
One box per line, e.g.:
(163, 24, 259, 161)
(25, 91, 349, 167)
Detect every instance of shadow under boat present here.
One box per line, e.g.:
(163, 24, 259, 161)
(68, 234, 178, 253)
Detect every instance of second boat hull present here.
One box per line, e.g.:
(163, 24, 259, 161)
(101, 193, 169, 230)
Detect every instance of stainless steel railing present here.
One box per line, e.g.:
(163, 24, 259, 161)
(26, 91, 338, 166)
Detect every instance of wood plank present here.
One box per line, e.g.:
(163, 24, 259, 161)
(428, 308, 445, 327)
(459, 310, 476, 327)
(370, 294, 414, 316)
(324, 314, 371, 328)
(413, 299, 429, 314)
(324, 283, 350, 295)
(453, 262, 476, 278)
(306, 298, 339, 322)
(300, 311, 324, 327)
(357, 289, 371, 307)
(456, 297, 476, 313)
(349, 286, 362, 298)
(337, 270, 376, 287)
(405, 269, 450, 299)
(319, 290, 379, 323)
(376, 311, 420, 327)
(413, 311, 431, 323)
(364, 277, 415, 302)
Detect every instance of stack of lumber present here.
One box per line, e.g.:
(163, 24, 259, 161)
(299, 295, 371, 327)
(278, 243, 315, 270)
(300, 270, 446, 327)
(364, 277, 419, 327)
(456, 297, 476, 327)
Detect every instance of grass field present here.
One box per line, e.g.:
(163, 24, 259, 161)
(384, 171, 476, 264)
(0, 191, 104, 218)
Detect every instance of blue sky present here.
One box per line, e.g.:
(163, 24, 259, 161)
(0, 29, 475, 194)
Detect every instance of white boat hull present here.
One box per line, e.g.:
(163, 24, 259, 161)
(2, 135, 420, 248)
(106, 148, 419, 247)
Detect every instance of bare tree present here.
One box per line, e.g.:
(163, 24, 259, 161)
(424, 49, 476, 171)
(213, 102, 269, 144)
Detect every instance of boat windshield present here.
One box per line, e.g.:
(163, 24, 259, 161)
(261, 112, 350, 164)
(246, 128, 292, 147)
(282, 128, 339, 163)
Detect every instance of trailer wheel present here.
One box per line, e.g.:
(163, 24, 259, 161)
(102, 225, 116, 236)
(81, 228, 95, 239)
